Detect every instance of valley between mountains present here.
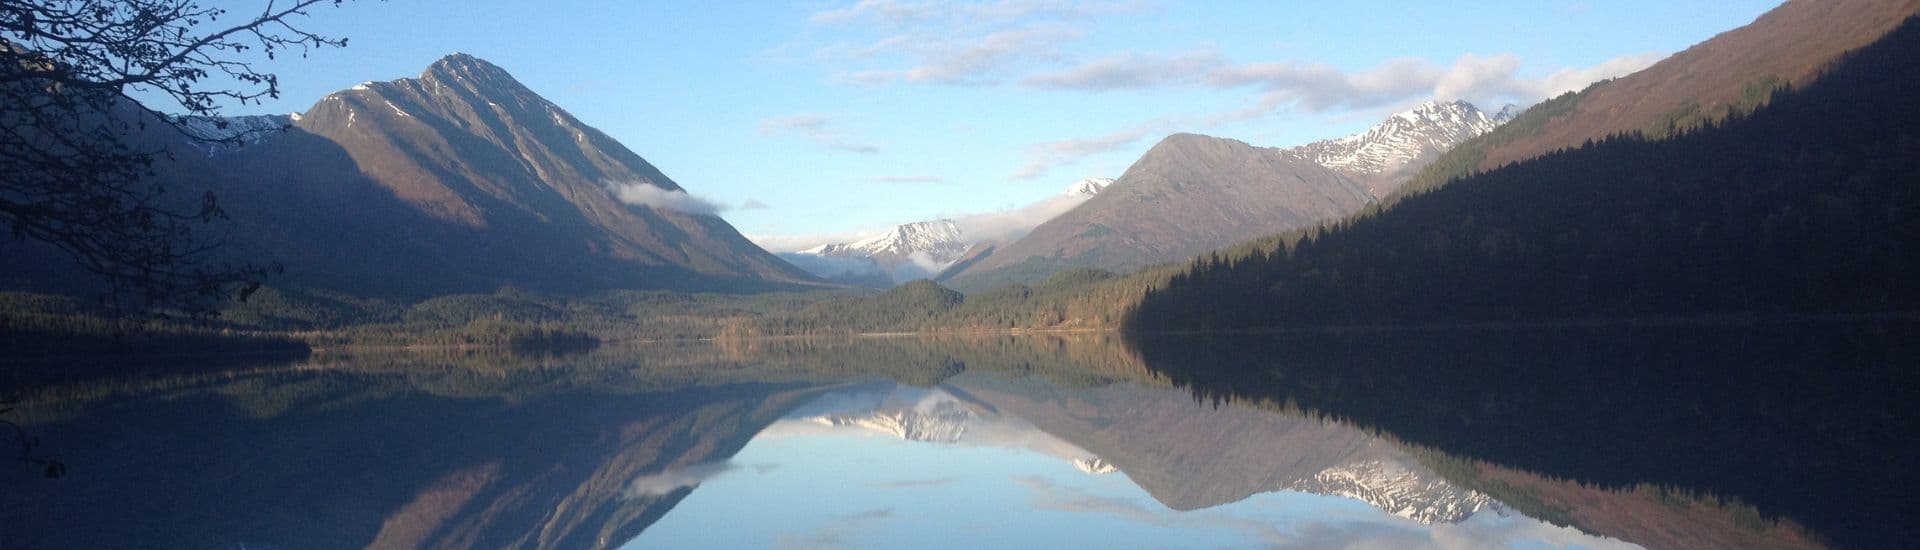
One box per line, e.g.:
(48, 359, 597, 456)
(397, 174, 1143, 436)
(4, 0, 1918, 350)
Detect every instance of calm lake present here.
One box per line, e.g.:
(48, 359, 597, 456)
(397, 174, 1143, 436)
(4, 323, 1913, 549)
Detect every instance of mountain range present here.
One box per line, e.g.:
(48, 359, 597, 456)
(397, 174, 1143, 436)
(779, 177, 1113, 287)
(943, 377, 1497, 524)
(2, 53, 818, 301)
(940, 100, 1515, 290)
(804, 381, 1496, 525)
(1127, 0, 1920, 332)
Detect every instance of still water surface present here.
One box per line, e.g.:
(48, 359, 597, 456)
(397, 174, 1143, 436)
(4, 325, 1909, 549)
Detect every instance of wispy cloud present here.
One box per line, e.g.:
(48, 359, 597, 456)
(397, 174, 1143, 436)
(952, 181, 1105, 243)
(869, 175, 948, 184)
(1029, 50, 1666, 116)
(812, 0, 1143, 27)
(1011, 121, 1162, 180)
(760, 113, 881, 153)
(1021, 49, 1223, 91)
(750, 229, 882, 253)
(775, 508, 895, 550)
(1208, 56, 1440, 111)
(809, 1, 1145, 86)
(840, 26, 1081, 86)
(740, 199, 771, 210)
(866, 477, 958, 489)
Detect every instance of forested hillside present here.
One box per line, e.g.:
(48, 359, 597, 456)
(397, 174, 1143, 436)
(1128, 16, 1920, 332)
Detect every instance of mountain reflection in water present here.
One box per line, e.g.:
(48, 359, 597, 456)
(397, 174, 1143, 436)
(3, 327, 1890, 549)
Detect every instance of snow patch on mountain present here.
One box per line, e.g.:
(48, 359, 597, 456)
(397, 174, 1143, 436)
(1294, 459, 1496, 525)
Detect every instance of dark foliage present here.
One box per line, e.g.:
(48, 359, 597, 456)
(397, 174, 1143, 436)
(1129, 16, 1920, 332)
(0, 1, 349, 316)
(1130, 322, 1920, 549)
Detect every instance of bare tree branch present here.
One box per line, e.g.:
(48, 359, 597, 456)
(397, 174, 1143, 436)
(0, 1, 353, 317)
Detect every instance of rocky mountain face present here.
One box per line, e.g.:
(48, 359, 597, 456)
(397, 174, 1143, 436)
(15, 53, 817, 300)
(1296, 460, 1493, 524)
(783, 177, 1113, 287)
(940, 102, 1511, 290)
(1295, 100, 1515, 196)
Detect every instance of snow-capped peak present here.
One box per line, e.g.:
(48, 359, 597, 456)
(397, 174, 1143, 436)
(1064, 177, 1115, 197)
(1292, 100, 1516, 179)
(1293, 459, 1496, 525)
(823, 219, 967, 260)
(782, 175, 1113, 286)
(1073, 457, 1120, 475)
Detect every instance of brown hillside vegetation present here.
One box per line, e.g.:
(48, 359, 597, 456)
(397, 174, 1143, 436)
(1481, 0, 1920, 169)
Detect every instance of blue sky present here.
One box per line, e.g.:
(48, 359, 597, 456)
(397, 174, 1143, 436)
(201, 0, 1780, 250)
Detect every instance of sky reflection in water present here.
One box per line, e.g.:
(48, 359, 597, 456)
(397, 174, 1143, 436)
(630, 381, 1635, 550)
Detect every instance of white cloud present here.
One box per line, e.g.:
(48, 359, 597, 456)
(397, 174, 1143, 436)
(605, 180, 727, 215)
(741, 198, 771, 210)
(760, 113, 881, 153)
(840, 25, 1082, 86)
(624, 461, 738, 497)
(1208, 56, 1442, 111)
(1208, 51, 1661, 118)
(952, 188, 1098, 243)
(1524, 51, 1665, 98)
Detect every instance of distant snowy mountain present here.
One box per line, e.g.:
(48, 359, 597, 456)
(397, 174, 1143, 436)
(1062, 176, 1114, 197)
(798, 386, 1121, 476)
(804, 218, 970, 280)
(175, 114, 294, 154)
(784, 177, 1113, 286)
(808, 395, 974, 443)
(1290, 100, 1516, 196)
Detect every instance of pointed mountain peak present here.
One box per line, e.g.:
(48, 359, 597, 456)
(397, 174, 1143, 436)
(1294, 99, 1505, 180)
(419, 52, 528, 96)
(1144, 133, 1252, 158)
(1494, 103, 1523, 122)
(1391, 99, 1484, 124)
(1064, 177, 1114, 197)
(427, 51, 502, 74)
